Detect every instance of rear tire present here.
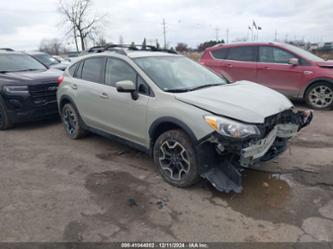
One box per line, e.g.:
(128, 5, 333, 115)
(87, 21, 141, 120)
(0, 99, 13, 130)
(305, 82, 333, 110)
(61, 103, 87, 139)
(153, 129, 200, 188)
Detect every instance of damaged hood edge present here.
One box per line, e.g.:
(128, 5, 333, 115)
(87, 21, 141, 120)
(176, 81, 294, 123)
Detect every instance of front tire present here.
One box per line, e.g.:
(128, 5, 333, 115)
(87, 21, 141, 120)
(61, 103, 87, 139)
(0, 99, 12, 130)
(305, 82, 333, 110)
(153, 129, 200, 188)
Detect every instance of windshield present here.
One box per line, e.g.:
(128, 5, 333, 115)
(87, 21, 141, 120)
(134, 56, 226, 92)
(0, 54, 47, 73)
(33, 53, 60, 66)
(283, 44, 325, 62)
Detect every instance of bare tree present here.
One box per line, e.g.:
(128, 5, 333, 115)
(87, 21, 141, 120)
(175, 42, 189, 52)
(39, 38, 64, 55)
(119, 35, 124, 45)
(58, 0, 104, 51)
(95, 36, 107, 46)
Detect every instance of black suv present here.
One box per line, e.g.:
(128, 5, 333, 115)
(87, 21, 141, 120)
(0, 51, 63, 129)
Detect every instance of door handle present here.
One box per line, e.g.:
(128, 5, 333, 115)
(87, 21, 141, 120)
(227, 64, 233, 68)
(264, 67, 271, 70)
(99, 92, 109, 99)
(71, 83, 78, 90)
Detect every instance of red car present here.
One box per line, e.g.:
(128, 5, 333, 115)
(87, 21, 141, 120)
(200, 42, 333, 110)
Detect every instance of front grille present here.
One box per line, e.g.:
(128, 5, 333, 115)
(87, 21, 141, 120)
(29, 82, 57, 104)
(259, 109, 298, 136)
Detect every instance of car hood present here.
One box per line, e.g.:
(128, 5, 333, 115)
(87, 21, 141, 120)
(175, 81, 293, 123)
(316, 60, 333, 68)
(0, 69, 62, 86)
(50, 63, 69, 71)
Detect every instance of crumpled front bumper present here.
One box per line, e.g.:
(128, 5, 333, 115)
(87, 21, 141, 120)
(199, 109, 313, 193)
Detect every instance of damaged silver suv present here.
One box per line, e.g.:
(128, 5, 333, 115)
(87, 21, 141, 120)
(57, 45, 312, 193)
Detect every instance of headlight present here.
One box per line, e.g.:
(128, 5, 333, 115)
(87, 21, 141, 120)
(3, 85, 29, 94)
(204, 115, 260, 139)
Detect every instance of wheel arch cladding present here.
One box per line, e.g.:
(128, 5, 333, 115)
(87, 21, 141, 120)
(59, 95, 76, 111)
(149, 117, 198, 152)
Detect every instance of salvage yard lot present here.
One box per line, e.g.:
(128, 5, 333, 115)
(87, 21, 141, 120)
(0, 103, 332, 242)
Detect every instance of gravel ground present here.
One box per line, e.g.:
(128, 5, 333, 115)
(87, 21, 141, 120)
(0, 103, 332, 242)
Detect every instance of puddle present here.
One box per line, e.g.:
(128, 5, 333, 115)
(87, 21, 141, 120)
(63, 221, 85, 242)
(208, 170, 324, 226)
(84, 171, 177, 239)
(85, 171, 150, 223)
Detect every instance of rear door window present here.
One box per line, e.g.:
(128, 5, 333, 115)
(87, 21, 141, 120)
(81, 57, 106, 83)
(259, 46, 295, 64)
(226, 46, 256, 62)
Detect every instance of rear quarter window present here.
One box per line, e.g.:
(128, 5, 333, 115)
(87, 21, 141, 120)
(68, 63, 78, 76)
(211, 48, 228, 59)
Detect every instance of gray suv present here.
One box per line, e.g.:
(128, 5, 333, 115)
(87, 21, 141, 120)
(57, 45, 312, 193)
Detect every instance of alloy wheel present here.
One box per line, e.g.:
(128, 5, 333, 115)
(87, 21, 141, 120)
(159, 140, 191, 181)
(309, 85, 333, 109)
(63, 107, 78, 136)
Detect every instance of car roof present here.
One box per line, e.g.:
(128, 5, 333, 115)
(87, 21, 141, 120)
(0, 51, 25, 55)
(126, 51, 179, 58)
(79, 50, 180, 60)
(207, 42, 288, 51)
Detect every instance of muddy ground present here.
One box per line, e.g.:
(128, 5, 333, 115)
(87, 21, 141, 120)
(0, 103, 332, 242)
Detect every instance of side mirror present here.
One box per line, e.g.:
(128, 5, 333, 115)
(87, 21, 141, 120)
(115, 80, 138, 100)
(288, 58, 299, 66)
(116, 80, 136, 93)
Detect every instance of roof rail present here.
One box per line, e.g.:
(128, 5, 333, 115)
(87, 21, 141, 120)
(85, 44, 177, 56)
(0, 48, 15, 52)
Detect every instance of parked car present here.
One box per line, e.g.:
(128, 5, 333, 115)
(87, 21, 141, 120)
(57, 45, 312, 193)
(200, 42, 333, 110)
(53, 55, 71, 63)
(28, 52, 70, 71)
(0, 50, 63, 129)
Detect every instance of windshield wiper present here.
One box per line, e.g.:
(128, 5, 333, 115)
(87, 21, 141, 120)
(164, 88, 192, 93)
(16, 69, 45, 72)
(189, 83, 223, 91)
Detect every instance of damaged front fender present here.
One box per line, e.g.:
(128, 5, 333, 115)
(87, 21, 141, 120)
(198, 109, 313, 193)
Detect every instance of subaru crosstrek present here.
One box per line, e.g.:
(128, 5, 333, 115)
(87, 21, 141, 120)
(0, 50, 62, 129)
(200, 42, 333, 110)
(57, 46, 312, 192)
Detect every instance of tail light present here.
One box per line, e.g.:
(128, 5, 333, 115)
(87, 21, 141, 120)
(57, 75, 64, 86)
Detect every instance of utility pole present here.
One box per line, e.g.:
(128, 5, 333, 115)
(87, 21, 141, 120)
(226, 28, 229, 43)
(274, 30, 278, 41)
(215, 28, 220, 41)
(162, 18, 167, 49)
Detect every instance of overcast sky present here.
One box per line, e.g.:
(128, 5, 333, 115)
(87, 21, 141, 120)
(1, 0, 332, 51)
